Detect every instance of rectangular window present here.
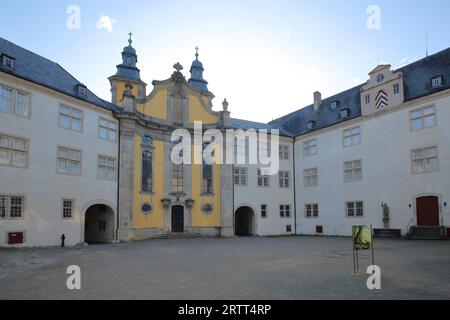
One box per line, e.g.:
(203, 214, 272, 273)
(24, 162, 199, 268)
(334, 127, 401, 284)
(141, 150, 153, 192)
(257, 169, 270, 187)
(0, 195, 24, 219)
(261, 204, 267, 218)
(412, 146, 439, 174)
(98, 118, 117, 142)
(365, 94, 370, 104)
(234, 167, 247, 186)
(431, 76, 443, 88)
(305, 204, 319, 218)
(343, 127, 361, 147)
(58, 105, 82, 132)
(303, 139, 317, 157)
(279, 145, 289, 160)
(280, 205, 291, 218)
(97, 155, 116, 181)
(202, 164, 213, 194)
(344, 160, 362, 182)
(279, 171, 290, 188)
(346, 201, 364, 217)
(304, 168, 318, 187)
(393, 83, 400, 95)
(0, 85, 30, 117)
(62, 199, 73, 219)
(0, 133, 28, 168)
(410, 106, 436, 131)
(171, 164, 184, 193)
(57, 147, 81, 176)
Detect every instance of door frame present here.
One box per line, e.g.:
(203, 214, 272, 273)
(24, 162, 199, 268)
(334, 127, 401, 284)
(171, 205, 185, 233)
(413, 194, 442, 227)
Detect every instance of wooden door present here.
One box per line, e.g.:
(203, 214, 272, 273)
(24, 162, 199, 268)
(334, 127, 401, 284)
(171, 206, 184, 233)
(416, 196, 439, 226)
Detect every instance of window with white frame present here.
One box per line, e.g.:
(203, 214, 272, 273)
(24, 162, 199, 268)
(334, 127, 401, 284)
(0, 85, 30, 117)
(99, 118, 117, 142)
(305, 204, 319, 218)
(280, 205, 291, 218)
(410, 106, 436, 131)
(343, 127, 361, 147)
(303, 139, 317, 157)
(364, 94, 370, 104)
(393, 83, 400, 95)
(261, 204, 267, 218)
(304, 168, 318, 187)
(377, 74, 385, 83)
(0, 195, 24, 219)
(340, 109, 350, 119)
(431, 75, 443, 88)
(57, 147, 81, 176)
(2, 55, 16, 70)
(279, 145, 289, 160)
(58, 105, 82, 132)
(62, 199, 73, 219)
(97, 155, 116, 180)
(346, 201, 364, 217)
(279, 171, 290, 188)
(412, 146, 439, 174)
(257, 169, 270, 187)
(344, 160, 362, 182)
(0, 133, 28, 168)
(234, 167, 247, 186)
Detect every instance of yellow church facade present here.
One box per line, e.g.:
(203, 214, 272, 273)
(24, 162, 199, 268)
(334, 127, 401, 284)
(110, 38, 234, 240)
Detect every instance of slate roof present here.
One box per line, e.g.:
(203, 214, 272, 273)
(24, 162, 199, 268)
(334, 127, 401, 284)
(270, 47, 450, 137)
(0, 37, 117, 112)
(230, 118, 292, 137)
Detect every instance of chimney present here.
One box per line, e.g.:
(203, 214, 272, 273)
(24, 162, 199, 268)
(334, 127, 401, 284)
(314, 91, 322, 111)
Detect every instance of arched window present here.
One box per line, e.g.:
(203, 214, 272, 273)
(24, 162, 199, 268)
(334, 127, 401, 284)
(202, 164, 213, 194)
(141, 150, 153, 193)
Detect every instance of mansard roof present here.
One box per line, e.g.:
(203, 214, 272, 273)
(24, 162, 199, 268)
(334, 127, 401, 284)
(0, 37, 118, 112)
(270, 47, 450, 137)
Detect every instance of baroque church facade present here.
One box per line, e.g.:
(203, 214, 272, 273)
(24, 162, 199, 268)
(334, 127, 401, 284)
(0, 35, 448, 247)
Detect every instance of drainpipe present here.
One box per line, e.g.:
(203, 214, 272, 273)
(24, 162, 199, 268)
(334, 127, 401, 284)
(116, 117, 121, 243)
(293, 137, 297, 235)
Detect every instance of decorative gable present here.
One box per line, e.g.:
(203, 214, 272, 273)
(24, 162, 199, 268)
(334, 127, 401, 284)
(361, 64, 404, 116)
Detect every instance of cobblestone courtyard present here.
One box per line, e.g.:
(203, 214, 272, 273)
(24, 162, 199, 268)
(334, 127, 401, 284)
(0, 236, 449, 300)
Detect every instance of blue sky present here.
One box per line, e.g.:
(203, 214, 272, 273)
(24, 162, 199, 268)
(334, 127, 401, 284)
(1, 0, 449, 122)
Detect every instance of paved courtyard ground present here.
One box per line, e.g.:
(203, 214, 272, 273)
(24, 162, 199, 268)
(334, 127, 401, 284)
(0, 236, 449, 300)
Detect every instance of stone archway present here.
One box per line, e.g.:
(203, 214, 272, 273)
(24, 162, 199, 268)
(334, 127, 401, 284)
(84, 204, 115, 244)
(235, 206, 255, 237)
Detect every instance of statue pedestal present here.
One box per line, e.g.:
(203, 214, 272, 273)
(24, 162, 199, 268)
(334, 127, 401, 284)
(373, 229, 402, 238)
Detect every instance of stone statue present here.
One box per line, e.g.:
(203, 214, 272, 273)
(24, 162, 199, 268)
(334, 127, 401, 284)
(381, 202, 390, 229)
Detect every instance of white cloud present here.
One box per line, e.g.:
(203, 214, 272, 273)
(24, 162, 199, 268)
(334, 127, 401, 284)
(284, 30, 292, 39)
(396, 57, 413, 68)
(96, 15, 117, 32)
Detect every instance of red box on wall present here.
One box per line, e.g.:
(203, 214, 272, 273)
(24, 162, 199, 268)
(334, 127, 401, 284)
(8, 232, 24, 244)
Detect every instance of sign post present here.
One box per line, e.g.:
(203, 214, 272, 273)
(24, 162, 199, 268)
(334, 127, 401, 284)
(352, 225, 374, 274)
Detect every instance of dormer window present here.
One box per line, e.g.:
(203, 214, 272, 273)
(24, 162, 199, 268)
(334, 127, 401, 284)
(431, 75, 443, 88)
(306, 121, 316, 130)
(377, 74, 385, 83)
(1, 54, 16, 70)
(330, 100, 339, 110)
(76, 84, 87, 98)
(340, 108, 350, 119)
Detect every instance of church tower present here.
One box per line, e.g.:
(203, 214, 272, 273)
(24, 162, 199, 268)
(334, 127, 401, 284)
(188, 47, 209, 92)
(109, 33, 147, 106)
